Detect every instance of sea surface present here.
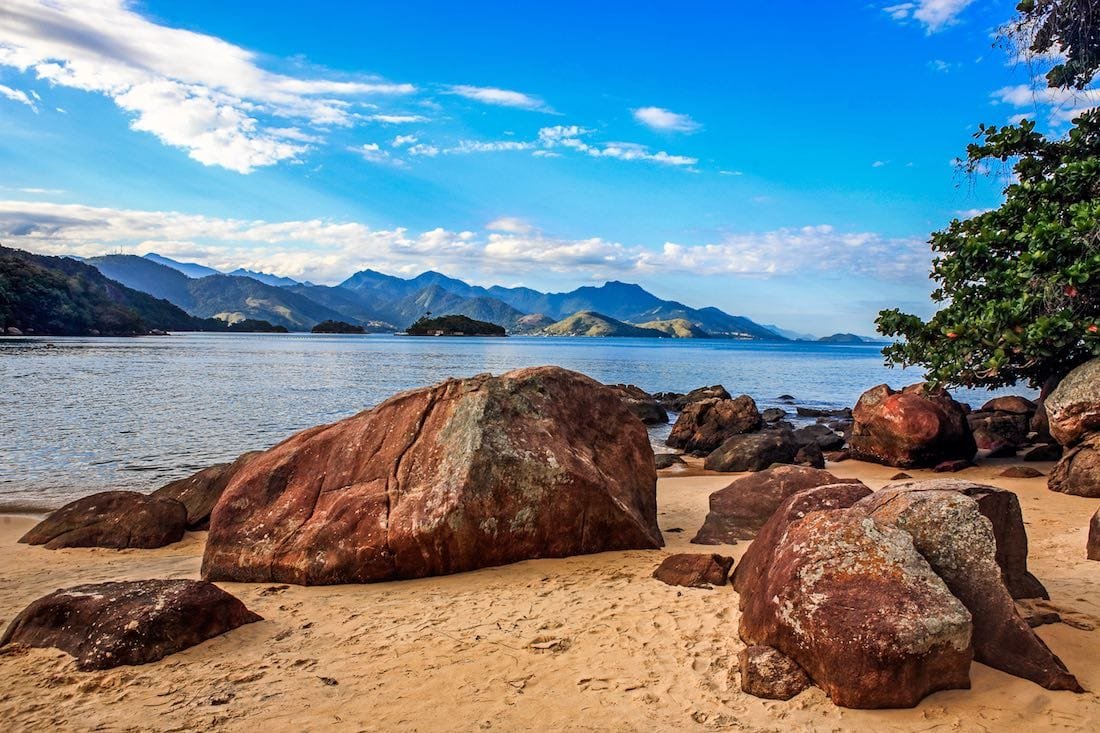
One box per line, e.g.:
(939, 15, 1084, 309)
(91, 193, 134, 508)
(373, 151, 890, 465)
(0, 333, 1036, 512)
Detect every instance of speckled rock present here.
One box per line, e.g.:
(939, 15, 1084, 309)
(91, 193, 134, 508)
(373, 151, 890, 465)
(652, 553, 734, 588)
(1046, 359, 1100, 446)
(849, 383, 976, 468)
(607, 384, 668, 425)
(666, 396, 762, 453)
(0, 580, 261, 670)
(1048, 433, 1100, 497)
(856, 484, 1080, 692)
(739, 645, 811, 700)
(20, 491, 187, 550)
(703, 429, 798, 472)
(152, 451, 263, 529)
(202, 367, 663, 585)
(691, 466, 863, 545)
(737, 509, 973, 709)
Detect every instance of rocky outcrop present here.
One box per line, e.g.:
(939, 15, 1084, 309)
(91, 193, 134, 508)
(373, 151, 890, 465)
(152, 451, 262, 529)
(607, 384, 668, 425)
(737, 508, 973, 709)
(1089, 509, 1100, 561)
(855, 485, 1080, 692)
(968, 412, 1030, 451)
(981, 396, 1037, 415)
(654, 453, 684, 470)
(849, 383, 976, 468)
(652, 553, 734, 588)
(738, 645, 810, 701)
(666, 396, 762, 453)
(20, 491, 187, 549)
(1048, 433, 1100, 497)
(0, 580, 261, 670)
(654, 385, 731, 412)
(691, 466, 863, 545)
(793, 442, 825, 468)
(792, 424, 845, 452)
(703, 429, 798, 472)
(1045, 358, 1100, 446)
(202, 367, 663, 585)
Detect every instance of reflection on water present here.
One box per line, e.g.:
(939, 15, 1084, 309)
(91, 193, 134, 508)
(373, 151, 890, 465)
(0, 333, 1033, 511)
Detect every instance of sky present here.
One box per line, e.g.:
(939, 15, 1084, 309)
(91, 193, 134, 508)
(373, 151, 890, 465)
(0, 0, 1097, 335)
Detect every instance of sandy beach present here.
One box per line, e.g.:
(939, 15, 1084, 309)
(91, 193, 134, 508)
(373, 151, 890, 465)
(1, 458, 1097, 732)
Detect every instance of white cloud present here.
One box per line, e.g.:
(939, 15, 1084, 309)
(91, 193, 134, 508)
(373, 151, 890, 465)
(391, 134, 417, 147)
(0, 81, 36, 110)
(872, 160, 888, 168)
(407, 143, 439, 157)
(0, 199, 931, 285)
(449, 139, 534, 153)
(447, 84, 550, 111)
(993, 83, 1100, 124)
(884, 1, 974, 32)
(486, 216, 534, 234)
(719, 170, 743, 176)
(632, 106, 700, 133)
(367, 114, 429, 124)
(350, 143, 404, 167)
(0, 0, 415, 172)
(537, 125, 697, 166)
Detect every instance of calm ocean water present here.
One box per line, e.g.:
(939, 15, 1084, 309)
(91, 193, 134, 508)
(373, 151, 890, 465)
(0, 333, 1035, 512)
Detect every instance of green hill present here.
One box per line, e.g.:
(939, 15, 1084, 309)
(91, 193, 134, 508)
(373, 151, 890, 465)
(543, 311, 667, 337)
(634, 318, 711, 338)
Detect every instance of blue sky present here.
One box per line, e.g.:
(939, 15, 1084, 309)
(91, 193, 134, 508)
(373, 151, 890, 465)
(0, 0, 1096, 334)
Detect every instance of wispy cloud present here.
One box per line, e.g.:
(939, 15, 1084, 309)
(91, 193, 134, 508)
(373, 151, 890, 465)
(446, 84, 551, 112)
(632, 106, 700, 133)
(993, 83, 1100, 125)
(349, 143, 404, 166)
(0, 199, 932, 285)
(0, 82, 36, 111)
(367, 114, 430, 124)
(884, 1, 975, 32)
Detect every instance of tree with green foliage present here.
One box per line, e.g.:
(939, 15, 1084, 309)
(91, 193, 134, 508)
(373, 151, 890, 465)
(877, 1, 1100, 390)
(1011, 0, 1100, 90)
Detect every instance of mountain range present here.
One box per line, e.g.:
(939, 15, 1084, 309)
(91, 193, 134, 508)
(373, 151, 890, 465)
(74, 251, 789, 339)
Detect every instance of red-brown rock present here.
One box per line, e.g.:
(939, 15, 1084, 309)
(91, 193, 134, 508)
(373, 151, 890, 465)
(666, 395, 762, 453)
(856, 485, 1080, 692)
(152, 451, 262, 529)
(0, 580, 261, 671)
(739, 645, 811, 700)
(703, 429, 798, 472)
(849, 383, 976, 469)
(1045, 358, 1100, 446)
(1048, 433, 1100, 497)
(1089, 509, 1099, 561)
(980, 396, 1036, 415)
(737, 509, 973, 708)
(1000, 466, 1044, 478)
(691, 465, 863, 545)
(20, 491, 187, 549)
(202, 367, 663, 585)
(968, 411, 1030, 450)
(607, 384, 668, 425)
(933, 459, 974, 473)
(652, 553, 734, 588)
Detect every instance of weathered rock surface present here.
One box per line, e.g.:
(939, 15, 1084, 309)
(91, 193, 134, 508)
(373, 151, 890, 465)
(1000, 466, 1044, 479)
(968, 411, 1030, 450)
(0, 580, 261, 670)
(666, 396, 762, 453)
(607, 384, 668, 425)
(737, 509, 973, 709)
(703, 429, 798, 473)
(856, 484, 1080, 692)
(1048, 433, 1100, 497)
(739, 645, 811, 700)
(655, 385, 731, 412)
(761, 408, 787, 423)
(1089, 509, 1100, 561)
(1046, 359, 1100, 446)
(692, 465, 863, 545)
(796, 407, 851, 419)
(933, 459, 974, 473)
(981, 396, 1036, 415)
(849, 383, 976, 468)
(1022, 443, 1062, 461)
(793, 424, 845, 452)
(20, 491, 187, 550)
(652, 553, 734, 588)
(654, 453, 684, 470)
(202, 367, 663, 585)
(152, 451, 262, 529)
(793, 442, 825, 468)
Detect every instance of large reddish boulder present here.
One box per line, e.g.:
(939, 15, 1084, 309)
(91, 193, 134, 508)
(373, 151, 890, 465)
(666, 396, 761, 453)
(652, 553, 734, 588)
(1048, 433, 1100, 497)
(20, 491, 187, 549)
(1089, 509, 1100, 561)
(849, 383, 976, 468)
(0, 580, 261, 670)
(691, 465, 863, 545)
(1045, 358, 1100, 446)
(737, 509, 973, 709)
(856, 485, 1080, 692)
(606, 384, 668, 425)
(153, 451, 262, 529)
(202, 367, 663, 585)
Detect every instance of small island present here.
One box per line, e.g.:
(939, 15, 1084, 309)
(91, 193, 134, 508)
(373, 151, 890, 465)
(406, 314, 506, 337)
(312, 320, 366, 334)
(225, 319, 288, 333)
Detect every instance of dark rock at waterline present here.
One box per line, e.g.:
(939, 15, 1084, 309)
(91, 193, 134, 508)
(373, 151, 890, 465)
(654, 385, 732, 412)
(761, 408, 787, 423)
(739, 645, 810, 701)
(849, 383, 976, 469)
(20, 491, 187, 549)
(795, 406, 852, 419)
(704, 429, 798, 473)
(652, 553, 734, 588)
(152, 451, 263, 530)
(666, 395, 762, 453)
(202, 367, 663, 585)
(654, 453, 684, 470)
(0, 579, 261, 671)
(607, 384, 668, 425)
(792, 424, 845, 452)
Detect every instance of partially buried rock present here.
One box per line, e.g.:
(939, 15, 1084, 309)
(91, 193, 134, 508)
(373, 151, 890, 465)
(739, 645, 810, 700)
(692, 465, 863, 545)
(1048, 432, 1100, 497)
(20, 491, 187, 549)
(1089, 509, 1099, 561)
(891, 472, 913, 480)
(202, 366, 663, 585)
(793, 442, 825, 469)
(855, 484, 1080, 691)
(152, 451, 262, 530)
(652, 553, 734, 588)
(666, 396, 762, 453)
(1000, 466, 1044, 479)
(607, 384, 668, 425)
(0, 579, 261, 671)
(704, 429, 798, 473)
(933, 459, 973, 473)
(849, 383, 976, 469)
(653, 453, 684, 470)
(1045, 358, 1100, 446)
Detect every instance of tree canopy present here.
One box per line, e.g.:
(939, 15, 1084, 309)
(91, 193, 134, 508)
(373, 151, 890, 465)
(1013, 0, 1100, 89)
